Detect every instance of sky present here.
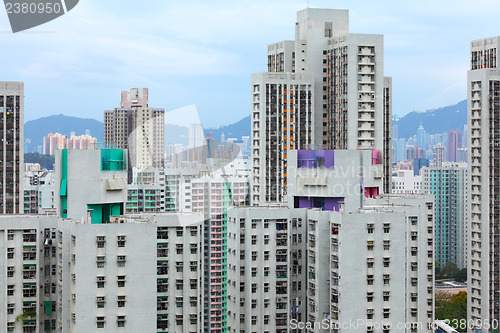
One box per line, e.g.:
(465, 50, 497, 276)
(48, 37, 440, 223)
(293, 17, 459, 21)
(1, 0, 500, 127)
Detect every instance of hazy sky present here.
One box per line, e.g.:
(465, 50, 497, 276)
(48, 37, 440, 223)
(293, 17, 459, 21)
(1, 0, 500, 127)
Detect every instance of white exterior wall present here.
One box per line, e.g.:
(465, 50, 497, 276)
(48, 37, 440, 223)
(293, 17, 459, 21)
(54, 149, 127, 222)
(391, 170, 422, 194)
(0, 213, 204, 333)
(226, 194, 434, 333)
(467, 36, 500, 329)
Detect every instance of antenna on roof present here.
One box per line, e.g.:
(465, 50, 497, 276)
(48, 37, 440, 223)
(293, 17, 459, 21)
(307, 0, 310, 8)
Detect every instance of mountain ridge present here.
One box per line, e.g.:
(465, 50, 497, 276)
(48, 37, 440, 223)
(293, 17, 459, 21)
(24, 100, 468, 152)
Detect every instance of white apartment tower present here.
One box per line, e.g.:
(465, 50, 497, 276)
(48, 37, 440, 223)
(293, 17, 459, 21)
(251, 9, 392, 205)
(467, 36, 500, 329)
(0, 213, 204, 333)
(104, 88, 165, 172)
(0, 82, 24, 214)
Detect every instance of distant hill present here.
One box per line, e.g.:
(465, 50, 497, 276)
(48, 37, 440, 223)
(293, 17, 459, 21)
(24, 153, 55, 170)
(25, 99, 463, 152)
(23, 114, 249, 151)
(394, 100, 467, 139)
(24, 114, 103, 151)
(204, 116, 250, 141)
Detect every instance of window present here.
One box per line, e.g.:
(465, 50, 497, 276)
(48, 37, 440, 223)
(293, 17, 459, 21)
(190, 261, 197, 272)
(367, 275, 374, 285)
(117, 315, 125, 327)
(96, 256, 105, 268)
(383, 308, 390, 319)
(97, 276, 105, 288)
(7, 266, 14, 277)
(7, 248, 14, 259)
(367, 258, 374, 268)
(96, 316, 105, 329)
(383, 257, 390, 268)
(367, 241, 374, 251)
(117, 255, 126, 267)
(383, 240, 390, 250)
(117, 235, 126, 247)
(383, 274, 390, 285)
(367, 224, 374, 233)
(96, 296, 105, 308)
(7, 303, 14, 314)
(117, 275, 126, 287)
(367, 292, 374, 302)
(176, 297, 183, 308)
(96, 236, 105, 248)
(367, 309, 374, 319)
(190, 279, 197, 290)
(117, 295, 126, 307)
(383, 291, 390, 302)
(383, 223, 390, 233)
(7, 230, 14, 240)
(176, 280, 183, 290)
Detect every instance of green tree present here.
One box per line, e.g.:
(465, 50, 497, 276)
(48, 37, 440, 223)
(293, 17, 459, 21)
(435, 291, 467, 327)
(454, 268, 467, 283)
(440, 261, 459, 278)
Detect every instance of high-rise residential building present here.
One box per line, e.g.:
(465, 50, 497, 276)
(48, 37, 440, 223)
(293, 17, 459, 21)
(227, 150, 434, 332)
(43, 133, 66, 156)
(104, 88, 165, 173)
(422, 163, 468, 269)
(23, 171, 56, 214)
(447, 129, 462, 162)
(0, 212, 205, 333)
(191, 174, 249, 332)
(433, 143, 446, 167)
(66, 134, 97, 150)
(391, 169, 422, 194)
(251, 8, 392, 205)
(0, 82, 24, 214)
(417, 123, 426, 149)
(467, 36, 500, 328)
(126, 168, 166, 214)
(43, 133, 98, 155)
(189, 124, 205, 149)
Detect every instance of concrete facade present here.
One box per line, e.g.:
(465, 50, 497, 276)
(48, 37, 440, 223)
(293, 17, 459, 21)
(391, 170, 422, 194)
(467, 36, 500, 329)
(0, 81, 24, 214)
(0, 212, 204, 333)
(54, 148, 128, 223)
(251, 9, 392, 206)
